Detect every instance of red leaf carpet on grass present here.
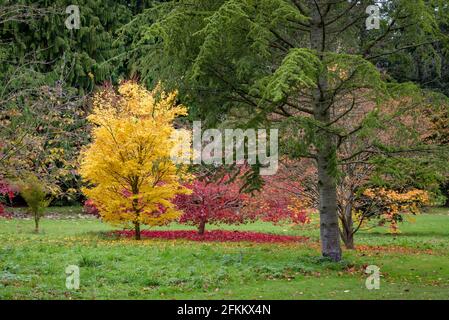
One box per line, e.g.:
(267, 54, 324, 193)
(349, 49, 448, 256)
(113, 230, 308, 243)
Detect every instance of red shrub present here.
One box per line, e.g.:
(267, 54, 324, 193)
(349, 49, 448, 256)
(245, 170, 309, 225)
(175, 168, 310, 234)
(174, 176, 251, 234)
(112, 230, 308, 243)
(83, 199, 100, 217)
(0, 179, 15, 219)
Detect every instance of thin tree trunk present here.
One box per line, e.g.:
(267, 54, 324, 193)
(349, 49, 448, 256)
(198, 219, 206, 235)
(34, 213, 39, 233)
(132, 183, 141, 240)
(134, 222, 141, 240)
(342, 231, 355, 250)
(340, 202, 356, 249)
(310, 3, 342, 261)
(340, 211, 355, 249)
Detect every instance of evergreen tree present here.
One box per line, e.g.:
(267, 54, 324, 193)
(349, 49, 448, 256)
(125, 0, 449, 261)
(0, 0, 155, 94)
(0, 0, 156, 203)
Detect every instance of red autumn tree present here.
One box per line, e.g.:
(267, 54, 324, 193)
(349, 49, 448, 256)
(244, 163, 309, 225)
(83, 199, 100, 218)
(175, 167, 309, 234)
(0, 178, 15, 218)
(175, 176, 250, 235)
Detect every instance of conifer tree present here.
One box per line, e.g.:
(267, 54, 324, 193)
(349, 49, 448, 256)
(125, 0, 449, 260)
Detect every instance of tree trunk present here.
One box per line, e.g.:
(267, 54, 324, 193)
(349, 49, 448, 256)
(132, 184, 141, 240)
(310, 3, 342, 261)
(317, 155, 342, 260)
(340, 202, 356, 250)
(134, 222, 141, 240)
(198, 219, 206, 235)
(341, 230, 355, 250)
(34, 213, 39, 233)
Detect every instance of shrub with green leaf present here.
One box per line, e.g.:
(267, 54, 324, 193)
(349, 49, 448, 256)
(19, 175, 51, 233)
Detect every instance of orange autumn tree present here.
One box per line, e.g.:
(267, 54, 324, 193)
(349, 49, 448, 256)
(358, 188, 430, 234)
(79, 82, 191, 240)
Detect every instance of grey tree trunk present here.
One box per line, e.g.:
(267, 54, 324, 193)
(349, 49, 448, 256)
(317, 151, 342, 260)
(340, 209, 355, 250)
(341, 229, 355, 250)
(310, 2, 342, 261)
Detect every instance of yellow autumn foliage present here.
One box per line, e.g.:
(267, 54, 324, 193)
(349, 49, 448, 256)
(361, 188, 430, 234)
(79, 82, 191, 234)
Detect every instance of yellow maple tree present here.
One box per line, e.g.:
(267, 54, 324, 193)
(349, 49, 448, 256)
(79, 81, 191, 239)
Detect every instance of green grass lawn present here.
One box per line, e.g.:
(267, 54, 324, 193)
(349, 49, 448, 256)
(0, 207, 448, 300)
